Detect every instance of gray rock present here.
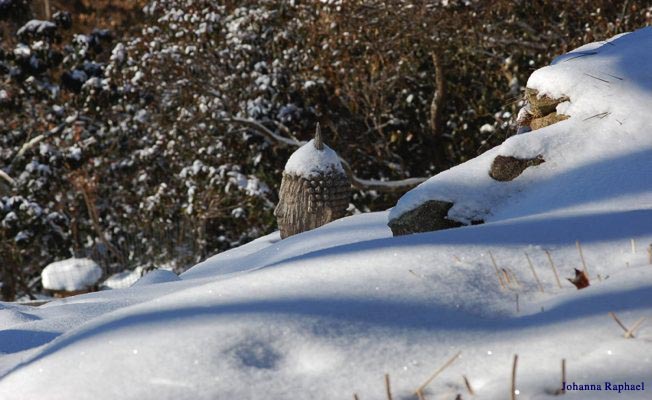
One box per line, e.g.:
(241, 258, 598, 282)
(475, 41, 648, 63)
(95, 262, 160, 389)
(489, 155, 545, 182)
(388, 200, 463, 236)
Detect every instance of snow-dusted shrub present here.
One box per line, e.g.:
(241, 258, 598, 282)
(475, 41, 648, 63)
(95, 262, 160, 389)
(1, 0, 651, 300)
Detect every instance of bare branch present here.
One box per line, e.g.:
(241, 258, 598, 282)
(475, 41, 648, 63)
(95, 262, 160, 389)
(13, 123, 66, 165)
(221, 118, 305, 147)
(430, 51, 446, 136)
(222, 118, 428, 193)
(0, 170, 15, 186)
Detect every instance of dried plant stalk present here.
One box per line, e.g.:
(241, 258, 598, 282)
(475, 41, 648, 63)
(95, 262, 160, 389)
(545, 250, 562, 288)
(525, 253, 544, 292)
(488, 251, 506, 289)
(385, 374, 393, 400)
(415, 351, 462, 396)
(576, 241, 589, 278)
(463, 375, 475, 395)
(511, 354, 518, 400)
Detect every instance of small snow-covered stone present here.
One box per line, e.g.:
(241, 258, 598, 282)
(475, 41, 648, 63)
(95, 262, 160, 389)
(41, 258, 102, 291)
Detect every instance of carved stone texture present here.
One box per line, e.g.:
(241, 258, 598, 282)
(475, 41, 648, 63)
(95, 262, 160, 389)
(388, 200, 463, 236)
(489, 155, 545, 182)
(530, 112, 569, 131)
(275, 169, 350, 239)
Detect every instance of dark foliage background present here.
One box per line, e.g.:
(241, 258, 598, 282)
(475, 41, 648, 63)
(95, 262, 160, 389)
(1, 0, 650, 300)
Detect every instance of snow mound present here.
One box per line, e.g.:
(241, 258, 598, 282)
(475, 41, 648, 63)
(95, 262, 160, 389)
(41, 258, 102, 291)
(102, 267, 144, 290)
(284, 139, 344, 177)
(131, 269, 180, 287)
(1, 30, 652, 400)
(390, 27, 652, 225)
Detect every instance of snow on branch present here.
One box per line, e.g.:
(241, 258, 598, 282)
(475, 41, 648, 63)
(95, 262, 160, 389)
(221, 118, 428, 193)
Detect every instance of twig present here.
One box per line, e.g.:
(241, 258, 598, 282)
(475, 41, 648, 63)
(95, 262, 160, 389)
(576, 241, 589, 278)
(415, 351, 462, 397)
(582, 112, 610, 121)
(221, 118, 428, 193)
(609, 312, 644, 338)
(515, 293, 520, 313)
(583, 73, 610, 83)
(647, 244, 652, 265)
(554, 359, 566, 395)
(625, 317, 646, 339)
(511, 354, 518, 400)
(13, 123, 65, 165)
(462, 375, 475, 396)
(561, 51, 598, 62)
(631, 238, 636, 254)
(222, 117, 305, 147)
(353, 394, 360, 400)
(545, 250, 563, 288)
(385, 374, 393, 400)
(609, 312, 629, 333)
(525, 253, 544, 293)
(604, 73, 623, 81)
(488, 251, 506, 290)
(0, 170, 15, 186)
(43, 0, 51, 19)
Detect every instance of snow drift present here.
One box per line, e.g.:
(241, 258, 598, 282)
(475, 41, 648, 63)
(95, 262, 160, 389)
(0, 29, 651, 400)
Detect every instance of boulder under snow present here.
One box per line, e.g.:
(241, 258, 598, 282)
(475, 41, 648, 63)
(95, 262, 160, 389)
(41, 258, 102, 292)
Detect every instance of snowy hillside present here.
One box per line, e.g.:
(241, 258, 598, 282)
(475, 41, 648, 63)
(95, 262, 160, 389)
(1, 29, 652, 400)
(390, 27, 652, 225)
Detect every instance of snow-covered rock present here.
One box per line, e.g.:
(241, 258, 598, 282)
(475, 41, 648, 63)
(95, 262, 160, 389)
(1, 30, 651, 400)
(389, 27, 652, 228)
(41, 258, 102, 292)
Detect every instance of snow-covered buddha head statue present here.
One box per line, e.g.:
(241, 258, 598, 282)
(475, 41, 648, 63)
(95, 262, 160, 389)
(274, 124, 350, 239)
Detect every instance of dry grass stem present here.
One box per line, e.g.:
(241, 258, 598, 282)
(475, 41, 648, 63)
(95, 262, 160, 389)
(511, 354, 518, 400)
(385, 374, 393, 400)
(545, 250, 563, 288)
(353, 394, 360, 400)
(525, 253, 544, 293)
(625, 317, 646, 338)
(554, 359, 566, 395)
(631, 238, 636, 254)
(502, 268, 512, 285)
(516, 293, 520, 313)
(488, 251, 506, 289)
(647, 244, 652, 265)
(463, 375, 475, 395)
(609, 311, 629, 333)
(507, 268, 521, 288)
(609, 312, 644, 338)
(576, 241, 589, 278)
(415, 351, 462, 397)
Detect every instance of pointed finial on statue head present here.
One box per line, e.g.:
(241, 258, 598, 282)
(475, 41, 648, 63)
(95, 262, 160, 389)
(314, 122, 324, 150)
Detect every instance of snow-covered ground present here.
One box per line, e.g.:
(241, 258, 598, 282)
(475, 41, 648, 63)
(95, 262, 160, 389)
(1, 29, 652, 400)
